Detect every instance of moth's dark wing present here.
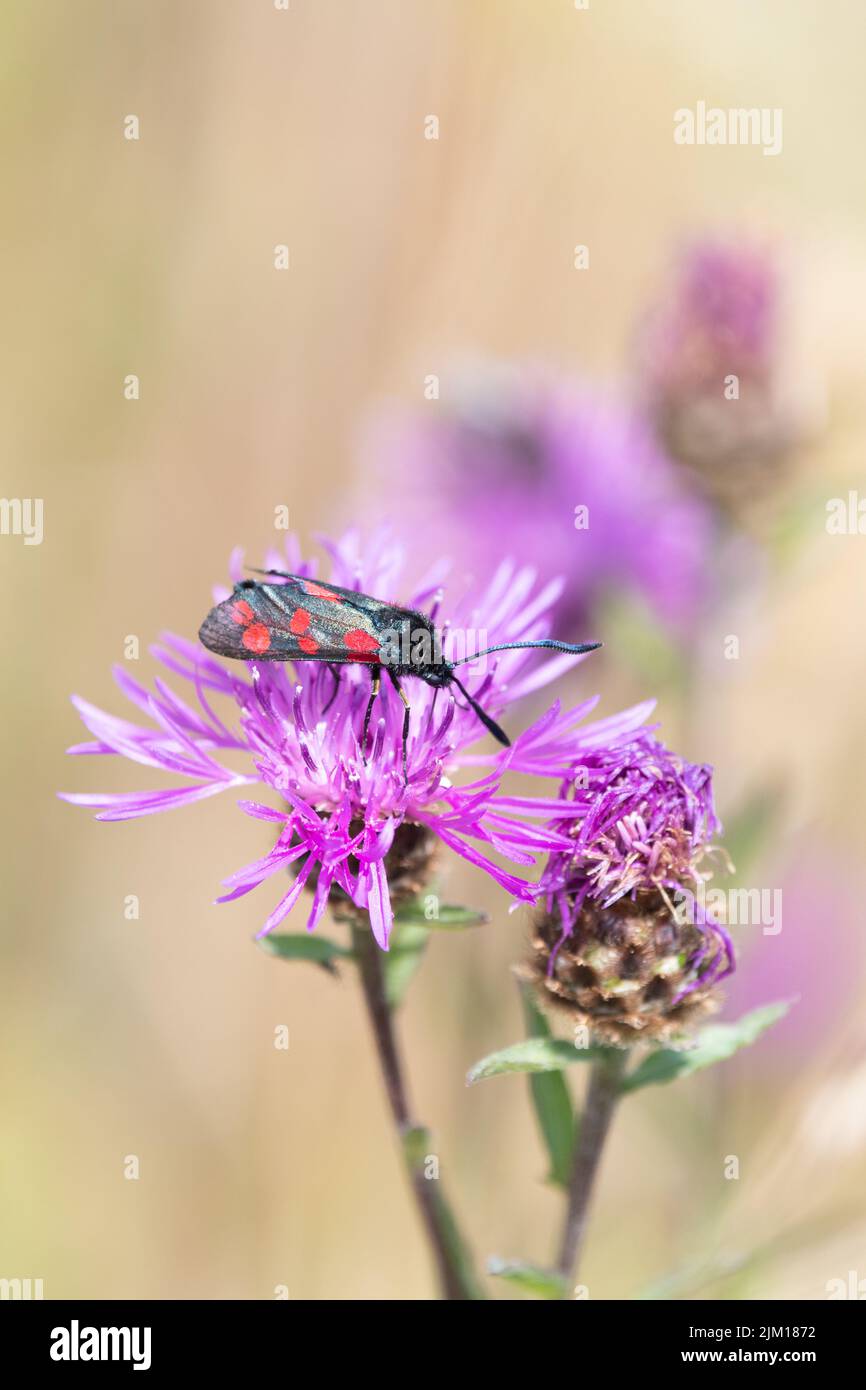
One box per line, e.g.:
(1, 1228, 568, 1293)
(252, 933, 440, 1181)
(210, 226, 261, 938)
(198, 594, 286, 660)
(256, 571, 401, 621)
(198, 582, 383, 664)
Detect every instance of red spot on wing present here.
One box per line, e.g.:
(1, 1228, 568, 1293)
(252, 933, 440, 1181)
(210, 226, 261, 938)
(232, 599, 255, 625)
(344, 629, 380, 656)
(242, 623, 271, 654)
(290, 607, 311, 635)
(303, 580, 341, 601)
(298, 635, 319, 655)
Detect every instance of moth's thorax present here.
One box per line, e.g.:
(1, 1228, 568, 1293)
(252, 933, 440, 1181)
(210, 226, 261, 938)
(376, 614, 446, 676)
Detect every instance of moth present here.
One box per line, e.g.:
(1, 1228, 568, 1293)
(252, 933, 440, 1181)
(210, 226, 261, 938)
(199, 571, 601, 778)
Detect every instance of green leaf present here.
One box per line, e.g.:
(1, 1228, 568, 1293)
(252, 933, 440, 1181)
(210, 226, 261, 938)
(519, 985, 575, 1189)
(382, 924, 430, 1009)
(466, 1036, 606, 1086)
(635, 1251, 751, 1300)
(393, 902, 488, 929)
(488, 1257, 569, 1300)
(622, 1000, 794, 1093)
(402, 1124, 432, 1169)
(403, 1127, 487, 1300)
(257, 933, 351, 974)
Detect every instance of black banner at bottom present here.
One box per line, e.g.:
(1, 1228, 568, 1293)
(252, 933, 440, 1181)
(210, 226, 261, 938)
(3, 1297, 858, 1374)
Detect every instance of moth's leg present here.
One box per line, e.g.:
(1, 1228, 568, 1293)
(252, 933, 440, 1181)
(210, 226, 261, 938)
(386, 668, 411, 784)
(361, 666, 382, 760)
(322, 664, 341, 714)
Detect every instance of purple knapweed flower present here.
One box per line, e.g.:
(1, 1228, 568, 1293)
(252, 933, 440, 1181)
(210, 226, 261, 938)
(358, 361, 711, 635)
(60, 530, 651, 950)
(526, 729, 735, 1045)
(633, 238, 814, 511)
(638, 240, 779, 399)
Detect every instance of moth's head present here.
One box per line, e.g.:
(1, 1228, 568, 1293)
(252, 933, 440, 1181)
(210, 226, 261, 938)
(417, 660, 454, 688)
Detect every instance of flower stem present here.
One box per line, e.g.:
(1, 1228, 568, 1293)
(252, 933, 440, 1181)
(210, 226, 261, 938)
(350, 923, 484, 1300)
(556, 1048, 628, 1289)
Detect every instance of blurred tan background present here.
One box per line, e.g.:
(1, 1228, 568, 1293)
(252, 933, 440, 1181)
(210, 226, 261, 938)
(3, 0, 866, 1299)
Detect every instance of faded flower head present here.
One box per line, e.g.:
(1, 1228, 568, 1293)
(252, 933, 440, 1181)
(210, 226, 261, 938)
(527, 729, 734, 1045)
(60, 530, 650, 950)
(635, 238, 811, 512)
(360, 361, 711, 634)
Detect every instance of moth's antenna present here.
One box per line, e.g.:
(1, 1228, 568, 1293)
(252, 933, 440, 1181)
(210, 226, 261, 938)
(449, 673, 510, 746)
(452, 639, 601, 668)
(247, 566, 294, 580)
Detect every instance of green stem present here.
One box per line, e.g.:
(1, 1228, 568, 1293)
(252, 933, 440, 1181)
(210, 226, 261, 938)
(556, 1049, 628, 1289)
(351, 923, 484, 1300)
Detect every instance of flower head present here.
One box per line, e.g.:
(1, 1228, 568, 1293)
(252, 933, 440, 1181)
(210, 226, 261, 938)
(61, 530, 650, 950)
(527, 729, 734, 1045)
(634, 238, 810, 511)
(639, 240, 778, 395)
(360, 361, 711, 633)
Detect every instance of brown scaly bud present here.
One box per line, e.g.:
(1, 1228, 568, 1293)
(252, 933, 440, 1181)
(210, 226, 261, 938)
(525, 890, 722, 1047)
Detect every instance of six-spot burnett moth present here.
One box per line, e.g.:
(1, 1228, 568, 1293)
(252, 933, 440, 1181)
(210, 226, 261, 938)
(198, 570, 601, 779)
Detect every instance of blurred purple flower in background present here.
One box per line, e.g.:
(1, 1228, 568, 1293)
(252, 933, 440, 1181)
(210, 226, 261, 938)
(60, 531, 652, 949)
(633, 238, 816, 511)
(361, 362, 712, 634)
(725, 845, 863, 1057)
(639, 240, 778, 397)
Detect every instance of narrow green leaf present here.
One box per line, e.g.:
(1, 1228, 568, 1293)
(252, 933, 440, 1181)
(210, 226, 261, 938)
(519, 984, 575, 1189)
(488, 1257, 569, 1300)
(257, 933, 351, 974)
(403, 1127, 487, 1300)
(382, 924, 430, 1009)
(393, 902, 488, 929)
(467, 1036, 606, 1085)
(635, 1251, 751, 1301)
(622, 1000, 794, 1093)
(402, 1124, 432, 1169)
